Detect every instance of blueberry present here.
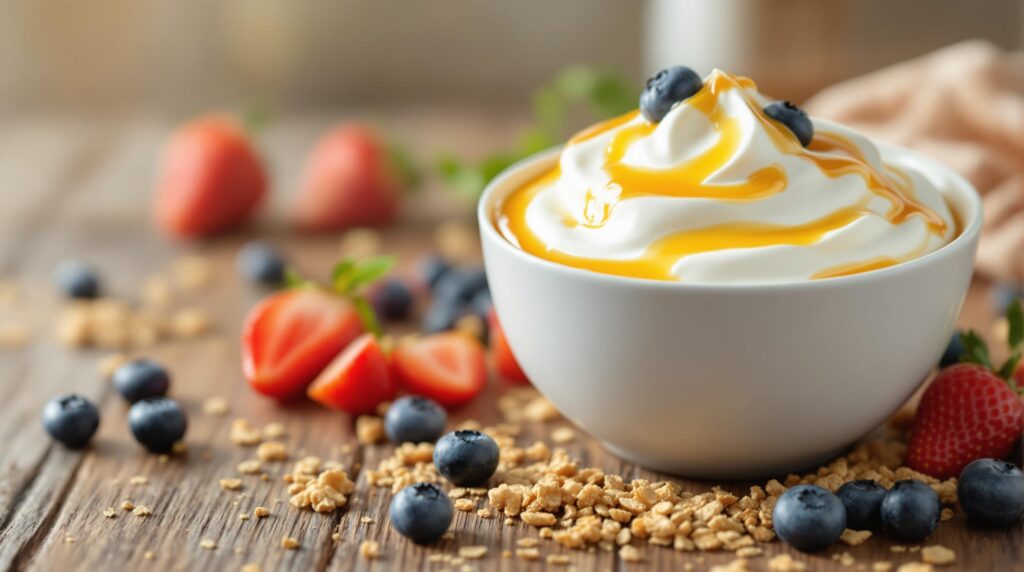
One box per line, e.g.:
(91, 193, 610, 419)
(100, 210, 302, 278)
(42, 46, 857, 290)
(389, 482, 454, 544)
(991, 283, 1023, 315)
(112, 359, 170, 403)
(420, 255, 452, 290)
(836, 480, 887, 531)
(422, 299, 470, 334)
(958, 458, 1024, 527)
(42, 394, 100, 449)
(433, 430, 500, 487)
(939, 331, 964, 368)
(470, 288, 492, 319)
(764, 101, 814, 147)
(53, 260, 101, 299)
(880, 480, 940, 542)
(371, 279, 414, 321)
(236, 241, 286, 286)
(128, 397, 187, 453)
(384, 396, 447, 444)
(772, 484, 846, 552)
(639, 66, 704, 123)
(434, 268, 488, 304)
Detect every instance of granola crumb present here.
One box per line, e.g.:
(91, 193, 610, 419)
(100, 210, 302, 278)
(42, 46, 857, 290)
(256, 440, 288, 461)
(231, 419, 263, 446)
(476, 507, 493, 518)
(237, 460, 262, 475)
(128, 475, 148, 486)
(359, 540, 380, 560)
(144, 551, 155, 560)
(618, 545, 642, 563)
(920, 545, 956, 565)
(281, 536, 300, 550)
(102, 507, 116, 518)
(939, 508, 953, 522)
(64, 535, 75, 544)
(254, 506, 270, 519)
(262, 422, 286, 440)
(202, 397, 229, 416)
(170, 307, 211, 338)
(238, 513, 250, 521)
(735, 546, 762, 558)
(840, 528, 873, 546)
(768, 554, 807, 572)
(551, 427, 576, 444)
(171, 441, 188, 454)
(240, 565, 261, 572)
(890, 545, 908, 553)
(896, 564, 934, 572)
(454, 498, 476, 512)
(516, 548, 540, 561)
(220, 478, 243, 491)
(356, 415, 385, 445)
(873, 563, 893, 572)
(458, 546, 488, 560)
(120, 500, 135, 511)
(287, 462, 354, 514)
(132, 505, 152, 517)
(360, 516, 374, 524)
(711, 559, 750, 572)
(547, 554, 572, 566)
(199, 539, 217, 550)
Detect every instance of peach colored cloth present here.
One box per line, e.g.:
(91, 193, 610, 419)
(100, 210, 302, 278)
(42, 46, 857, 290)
(807, 41, 1024, 283)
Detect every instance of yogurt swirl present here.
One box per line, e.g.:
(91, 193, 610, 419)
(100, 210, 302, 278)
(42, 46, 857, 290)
(494, 70, 958, 284)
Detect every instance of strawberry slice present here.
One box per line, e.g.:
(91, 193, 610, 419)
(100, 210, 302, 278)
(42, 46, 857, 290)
(487, 309, 530, 385)
(307, 333, 396, 415)
(392, 332, 487, 409)
(242, 289, 364, 400)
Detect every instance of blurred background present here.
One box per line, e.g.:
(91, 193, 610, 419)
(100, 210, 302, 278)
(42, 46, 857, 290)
(1, 0, 1021, 116)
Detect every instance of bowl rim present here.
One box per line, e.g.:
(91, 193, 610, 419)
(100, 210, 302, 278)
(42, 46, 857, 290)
(477, 144, 983, 292)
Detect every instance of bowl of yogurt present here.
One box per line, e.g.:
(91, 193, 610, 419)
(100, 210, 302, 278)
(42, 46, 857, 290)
(478, 68, 982, 478)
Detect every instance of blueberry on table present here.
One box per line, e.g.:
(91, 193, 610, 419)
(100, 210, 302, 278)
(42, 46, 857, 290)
(939, 331, 964, 368)
(53, 260, 101, 299)
(433, 268, 487, 304)
(470, 288, 492, 319)
(880, 480, 940, 542)
(420, 255, 452, 290)
(991, 282, 1024, 315)
(128, 397, 187, 453)
(639, 66, 704, 123)
(389, 482, 453, 544)
(112, 359, 170, 403)
(371, 279, 414, 321)
(764, 101, 814, 147)
(771, 484, 846, 552)
(836, 479, 887, 531)
(42, 394, 100, 449)
(236, 241, 286, 286)
(422, 299, 471, 334)
(957, 458, 1024, 527)
(433, 430, 500, 487)
(384, 396, 447, 444)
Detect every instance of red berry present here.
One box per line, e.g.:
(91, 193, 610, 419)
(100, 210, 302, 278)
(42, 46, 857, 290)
(154, 116, 266, 238)
(487, 309, 530, 385)
(307, 333, 396, 415)
(242, 289, 364, 400)
(907, 363, 1024, 479)
(293, 124, 402, 232)
(392, 332, 487, 409)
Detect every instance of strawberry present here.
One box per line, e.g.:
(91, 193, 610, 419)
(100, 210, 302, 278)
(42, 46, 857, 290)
(293, 124, 414, 232)
(392, 332, 487, 409)
(307, 333, 396, 415)
(242, 289, 364, 400)
(908, 299, 1024, 479)
(154, 116, 266, 238)
(487, 309, 530, 385)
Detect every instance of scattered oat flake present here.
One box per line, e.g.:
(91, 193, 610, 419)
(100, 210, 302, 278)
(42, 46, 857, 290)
(262, 421, 286, 439)
(129, 475, 148, 485)
(254, 506, 270, 518)
(516, 547, 540, 561)
(199, 539, 217, 550)
(768, 554, 807, 572)
(711, 559, 750, 572)
(202, 397, 229, 416)
(547, 554, 571, 566)
(257, 440, 288, 461)
(231, 419, 263, 446)
(840, 528, 872, 546)
(360, 516, 374, 524)
(120, 500, 135, 511)
(237, 460, 262, 474)
(132, 505, 151, 517)
(238, 513, 250, 521)
(921, 545, 955, 565)
(618, 545, 642, 562)
(551, 427, 575, 444)
(896, 564, 934, 572)
(458, 546, 488, 560)
(359, 540, 380, 560)
(220, 478, 243, 491)
(281, 536, 300, 550)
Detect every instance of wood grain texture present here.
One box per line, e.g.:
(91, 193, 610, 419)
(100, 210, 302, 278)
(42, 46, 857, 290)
(0, 115, 1021, 572)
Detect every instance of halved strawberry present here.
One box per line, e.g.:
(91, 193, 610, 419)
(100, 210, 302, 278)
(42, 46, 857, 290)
(392, 332, 487, 409)
(487, 309, 530, 385)
(307, 333, 396, 415)
(242, 289, 364, 400)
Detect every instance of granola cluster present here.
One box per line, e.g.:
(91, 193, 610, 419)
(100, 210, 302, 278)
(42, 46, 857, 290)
(284, 456, 356, 514)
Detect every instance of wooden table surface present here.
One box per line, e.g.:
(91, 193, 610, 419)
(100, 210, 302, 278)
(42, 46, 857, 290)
(0, 113, 1020, 572)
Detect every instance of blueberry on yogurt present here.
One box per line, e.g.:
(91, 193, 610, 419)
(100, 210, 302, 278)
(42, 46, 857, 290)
(639, 66, 704, 122)
(764, 101, 814, 147)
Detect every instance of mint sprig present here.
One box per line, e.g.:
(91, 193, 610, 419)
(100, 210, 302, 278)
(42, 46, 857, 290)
(959, 298, 1024, 389)
(286, 256, 395, 338)
(437, 65, 634, 200)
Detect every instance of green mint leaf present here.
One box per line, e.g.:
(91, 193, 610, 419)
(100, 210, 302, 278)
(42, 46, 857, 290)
(958, 330, 993, 370)
(1007, 299, 1023, 349)
(346, 256, 396, 292)
(387, 142, 422, 190)
(330, 259, 358, 293)
(352, 296, 383, 339)
(283, 267, 308, 290)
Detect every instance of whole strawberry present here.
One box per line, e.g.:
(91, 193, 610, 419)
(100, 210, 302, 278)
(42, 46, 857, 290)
(908, 363, 1024, 479)
(909, 299, 1024, 479)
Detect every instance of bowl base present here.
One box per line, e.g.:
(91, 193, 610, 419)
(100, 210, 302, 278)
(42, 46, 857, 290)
(601, 441, 851, 480)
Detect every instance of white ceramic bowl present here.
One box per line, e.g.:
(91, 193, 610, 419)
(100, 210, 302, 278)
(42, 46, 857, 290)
(479, 146, 982, 478)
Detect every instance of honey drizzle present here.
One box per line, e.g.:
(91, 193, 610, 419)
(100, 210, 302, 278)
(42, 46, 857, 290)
(497, 71, 952, 281)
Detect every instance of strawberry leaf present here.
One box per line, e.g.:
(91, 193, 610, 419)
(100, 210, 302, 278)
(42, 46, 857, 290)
(1007, 298, 1023, 349)
(283, 267, 311, 290)
(958, 330, 993, 370)
(997, 352, 1022, 382)
(352, 296, 383, 339)
(347, 256, 396, 292)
